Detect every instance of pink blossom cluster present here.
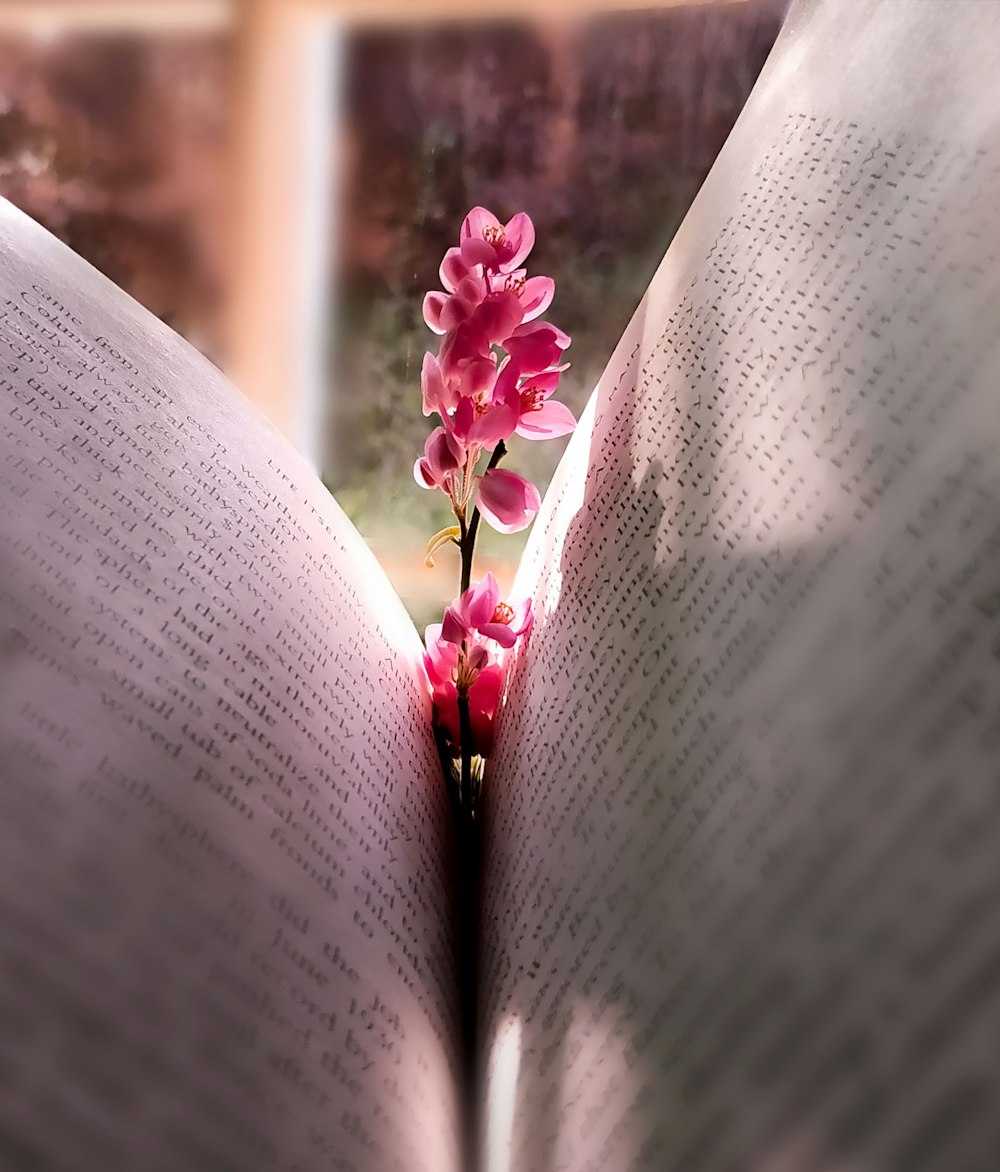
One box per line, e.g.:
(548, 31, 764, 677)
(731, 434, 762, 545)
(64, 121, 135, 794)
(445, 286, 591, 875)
(413, 207, 576, 534)
(424, 574, 532, 758)
(416, 208, 574, 765)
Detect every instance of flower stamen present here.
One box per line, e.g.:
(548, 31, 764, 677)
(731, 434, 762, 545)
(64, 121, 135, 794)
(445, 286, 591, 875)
(455, 647, 482, 690)
(491, 602, 514, 625)
(484, 224, 506, 247)
(520, 385, 544, 413)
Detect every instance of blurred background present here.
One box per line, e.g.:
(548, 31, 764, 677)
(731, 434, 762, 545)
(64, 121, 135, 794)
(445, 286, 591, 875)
(0, 0, 784, 631)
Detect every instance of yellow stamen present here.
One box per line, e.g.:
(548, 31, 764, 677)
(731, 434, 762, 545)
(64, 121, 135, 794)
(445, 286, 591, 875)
(456, 650, 479, 690)
(484, 225, 506, 247)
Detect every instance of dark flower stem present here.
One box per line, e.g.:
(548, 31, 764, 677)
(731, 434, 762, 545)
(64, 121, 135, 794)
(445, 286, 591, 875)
(451, 439, 508, 815)
(460, 440, 506, 594)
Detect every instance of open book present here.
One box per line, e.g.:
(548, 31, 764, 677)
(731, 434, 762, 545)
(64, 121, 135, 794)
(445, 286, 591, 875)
(3, 0, 1000, 1168)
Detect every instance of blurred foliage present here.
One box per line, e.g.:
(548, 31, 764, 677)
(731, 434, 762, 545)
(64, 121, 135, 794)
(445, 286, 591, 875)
(0, 7, 783, 631)
(330, 2, 782, 625)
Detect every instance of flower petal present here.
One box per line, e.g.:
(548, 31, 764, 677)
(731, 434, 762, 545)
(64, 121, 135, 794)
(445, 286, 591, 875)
(500, 211, 535, 271)
(503, 320, 572, 374)
(440, 295, 475, 332)
(422, 291, 448, 334)
(414, 456, 436, 489)
(458, 356, 498, 399)
(480, 622, 518, 649)
(425, 426, 463, 478)
(475, 292, 524, 345)
(513, 597, 533, 637)
(441, 606, 467, 646)
(506, 320, 572, 347)
(420, 352, 446, 417)
(477, 468, 541, 534)
(440, 247, 472, 293)
(518, 275, 554, 322)
(468, 663, 505, 755)
(525, 369, 562, 399)
(461, 206, 499, 243)
(460, 237, 496, 268)
(423, 623, 458, 687)
(466, 573, 501, 627)
(468, 401, 518, 447)
(449, 396, 474, 442)
(456, 273, 487, 303)
(491, 357, 521, 404)
(439, 321, 497, 400)
(467, 643, 490, 672)
(515, 398, 577, 440)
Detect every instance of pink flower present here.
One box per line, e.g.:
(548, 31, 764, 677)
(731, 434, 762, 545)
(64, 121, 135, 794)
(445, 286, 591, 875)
(427, 259, 552, 346)
(434, 288, 524, 352)
(424, 622, 490, 688)
(502, 320, 572, 376)
(437, 320, 498, 401)
(493, 362, 576, 441)
(422, 271, 488, 335)
(415, 206, 572, 582)
(476, 467, 541, 534)
(440, 246, 479, 293)
(472, 290, 525, 347)
(441, 573, 533, 650)
(421, 352, 461, 418)
(489, 270, 554, 324)
(429, 245, 551, 336)
(434, 663, 505, 758)
(423, 623, 458, 688)
(466, 664, 505, 755)
(447, 384, 519, 449)
(424, 623, 505, 758)
(414, 426, 464, 491)
(460, 207, 535, 273)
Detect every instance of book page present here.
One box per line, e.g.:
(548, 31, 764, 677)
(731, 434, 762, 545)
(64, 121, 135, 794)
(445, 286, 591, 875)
(479, 2, 1000, 1169)
(0, 201, 461, 1172)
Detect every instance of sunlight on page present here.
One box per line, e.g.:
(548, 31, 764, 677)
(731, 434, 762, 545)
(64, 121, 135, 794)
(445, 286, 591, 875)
(484, 1015, 522, 1172)
(481, 2, 1000, 1168)
(511, 394, 597, 627)
(552, 999, 640, 1172)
